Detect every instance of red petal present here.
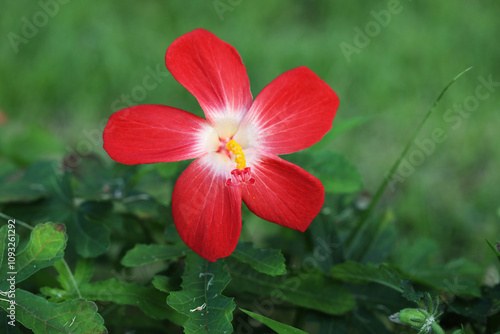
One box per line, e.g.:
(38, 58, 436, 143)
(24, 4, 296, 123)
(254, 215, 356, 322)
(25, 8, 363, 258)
(166, 29, 253, 125)
(172, 154, 242, 262)
(242, 150, 324, 231)
(240, 67, 339, 154)
(103, 105, 214, 164)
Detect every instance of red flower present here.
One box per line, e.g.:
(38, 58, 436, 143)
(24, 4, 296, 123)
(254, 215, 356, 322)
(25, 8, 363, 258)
(103, 29, 339, 262)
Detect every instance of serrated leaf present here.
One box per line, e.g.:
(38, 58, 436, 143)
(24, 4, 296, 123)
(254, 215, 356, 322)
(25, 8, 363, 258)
(227, 259, 355, 315)
(286, 150, 363, 194)
(0, 223, 67, 290)
(330, 261, 404, 292)
(167, 253, 235, 334)
(0, 289, 107, 334)
(240, 308, 307, 334)
(121, 243, 189, 267)
(231, 242, 286, 276)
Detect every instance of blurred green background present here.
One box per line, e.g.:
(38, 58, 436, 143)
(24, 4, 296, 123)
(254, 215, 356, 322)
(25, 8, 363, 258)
(1, 0, 499, 269)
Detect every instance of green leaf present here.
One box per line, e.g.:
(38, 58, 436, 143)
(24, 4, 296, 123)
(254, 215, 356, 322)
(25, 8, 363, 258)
(50, 259, 94, 299)
(231, 242, 286, 276)
(240, 308, 307, 334)
(330, 261, 405, 292)
(2, 163, 111, 258)
(227, 259, 355, 315)
(121, 243, 189, 267)
(133, 165, 175, 207)
(0, 224, 16, 282)
(69, 154, 118, 201)
(0, 222, 67, 290)
(68, 201, 111, 258)
(286, 150, 363, 194)
(349, 283, 412, 311)
(167, 253, 235, 334)
(152, 275, 177, 293)
(0, 289, 106, 334)
(42, 277, 185, 324)
(41, 259, 185, 325)
(80, 279, 183, 323)
(308, 212, 345, 273)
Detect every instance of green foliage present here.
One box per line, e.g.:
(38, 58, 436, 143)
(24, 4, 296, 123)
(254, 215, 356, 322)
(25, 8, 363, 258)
(240, 308, 308, 334)
(331, 261, 405, 292)
(1, 2, 499, 331)
(231, 242, 286, 276)
(0, 289, 106, 334)
(226, 259, 355, 315)
(40, 259, 185, 325)
(167, 253, 235, 334)
(121, 243, 190, 267)
(393, 238, 483, 297)
(69, 201, 112, 258)
(4, 148, 495, 332)
(0, 223, 67, 290)
(2, 162, 112, 258)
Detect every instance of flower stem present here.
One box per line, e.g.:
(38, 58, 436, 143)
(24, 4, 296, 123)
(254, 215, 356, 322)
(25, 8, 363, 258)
(430, 322, 446, 334)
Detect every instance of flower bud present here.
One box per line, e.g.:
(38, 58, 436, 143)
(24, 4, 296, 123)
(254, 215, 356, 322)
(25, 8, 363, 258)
(390, 308, 429, 327)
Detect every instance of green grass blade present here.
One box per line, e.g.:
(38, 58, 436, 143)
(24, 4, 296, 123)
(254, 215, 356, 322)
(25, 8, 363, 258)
(346, 67, 472, 249)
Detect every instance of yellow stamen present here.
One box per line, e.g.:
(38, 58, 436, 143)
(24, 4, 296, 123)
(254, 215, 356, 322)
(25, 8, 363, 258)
(226, 140, 246, 170)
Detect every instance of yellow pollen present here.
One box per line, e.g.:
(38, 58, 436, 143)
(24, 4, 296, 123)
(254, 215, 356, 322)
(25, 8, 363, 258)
(226, 140, 246, 170)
